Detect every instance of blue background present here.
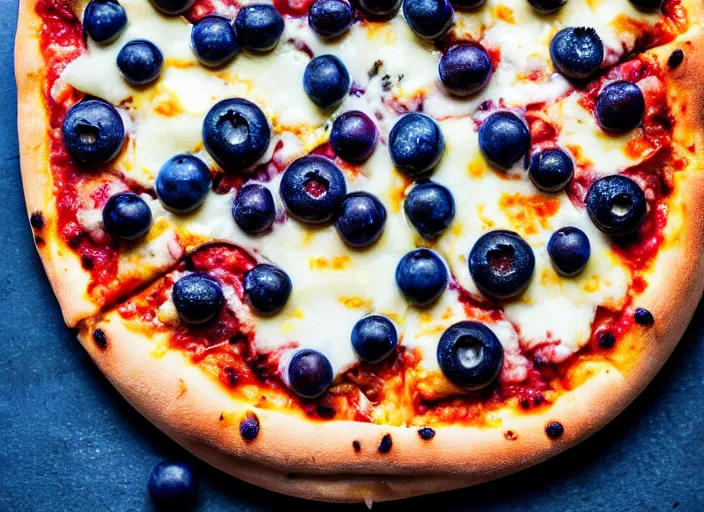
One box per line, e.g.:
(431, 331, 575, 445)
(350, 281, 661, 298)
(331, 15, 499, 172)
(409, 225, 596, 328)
(1, 2, 703, 510)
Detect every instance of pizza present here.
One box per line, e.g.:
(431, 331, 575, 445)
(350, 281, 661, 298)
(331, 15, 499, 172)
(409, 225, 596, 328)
(15, 0, 704, 503)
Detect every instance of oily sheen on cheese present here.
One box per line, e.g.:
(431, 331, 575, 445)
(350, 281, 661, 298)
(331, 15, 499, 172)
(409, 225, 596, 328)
(61, 0, 660, 384)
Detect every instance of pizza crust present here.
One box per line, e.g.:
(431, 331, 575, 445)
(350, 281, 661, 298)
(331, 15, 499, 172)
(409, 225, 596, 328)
(17, 0, 704, 502)
(15, 0, 99, 326)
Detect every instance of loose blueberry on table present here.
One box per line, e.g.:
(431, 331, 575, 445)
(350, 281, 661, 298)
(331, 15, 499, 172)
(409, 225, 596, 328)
(235, 4, 285, 52)
(404, 181, 455, 240)
(389, 113, 446, 178)
(148, 459, 199, 510)
(83, 0, 127, 45)
(334, 192, 387, 248)
(438, 44, 493, 97)
(172, 273, 224, 325)
(102, 192, 153, 241)
(402, 0, 455, 41)
(351, 314, 398, 363)
(191, 15, 240, 68)
(288, 349, 334, 399)
(329, 111, 378, 163)
(396, 248, 449, 306)
(232, 183, 277, 234)
(202, 98, 271, 170)
(308, 0, 354, 40)
(155, 154, 212, 214)
(469, 230, 535, 300)
(117, 39, 163, 85)
(280, 155, 347, 223)
(62, 99, 125, 165)
(244, 264, 293, 315)
(437, 321, 504, 390)
(303, 54, 351, 109)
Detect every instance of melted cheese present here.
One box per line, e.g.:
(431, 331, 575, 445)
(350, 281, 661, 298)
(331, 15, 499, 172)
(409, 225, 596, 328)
(61, 0, 661, 384)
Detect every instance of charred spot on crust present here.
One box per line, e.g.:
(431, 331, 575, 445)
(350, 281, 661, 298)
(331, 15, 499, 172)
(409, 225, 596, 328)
(504, 430, 518, 441)
(634, 307, 654, 326)
(668, 49, 684, 69)
(286, 472, 297, 479)
(34, 236, 45, 247)
(352, 440, 361, 452)
(598, 331, 616, 349)
(219, 413, 225, 421)
(545, 421, 564, 440)
(378, 434, 392, 454)
(30, 211, 45, 230)
(92, 329, 108, 348)
(417, 427, 435, 441)
(239, 411, 260, 441)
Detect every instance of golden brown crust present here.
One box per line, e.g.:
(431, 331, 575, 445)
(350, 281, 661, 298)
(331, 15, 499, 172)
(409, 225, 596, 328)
(15, 0, 99, 326)
(18, 0, 704, 503)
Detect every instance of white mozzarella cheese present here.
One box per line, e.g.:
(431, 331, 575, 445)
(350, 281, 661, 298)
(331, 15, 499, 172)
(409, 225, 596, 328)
(60, 0, 659, 382)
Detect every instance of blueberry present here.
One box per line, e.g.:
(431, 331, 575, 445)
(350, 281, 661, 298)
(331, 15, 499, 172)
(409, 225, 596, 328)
(147, 460, 199, 510)
(437, 321, 504, 390)
(280, 156, 347, 223)
(83, 0, 127, 45)
(595, 81, 645, 133)
(389, 113, 445, 178)
(234, 4, 285, 52)
(149, 0, 194, 14)
(287, 349, 334, 399)
(117, 39, 163, 85)
(309, 0, 354, 40)
(329, 111, 378, 162)
(403, 181, 455, 239)
(402, 0, 455, 41)
(468, 230, 535, 300)
(172, 273, 224, 324)
(396, 248, 449, 306)
(303, 55, 351, 109)
(62, 100, 125, 165)
(528, 148, 574, 192)
(449, 0, 485, 9)
(155, 154, 212, 214)
(244, 264, 292, 315)
(202, 98, 271, 170)
(191, 15, 239, 67)
(478, 111, 530, 171)
(527, 0, 567, 13)
(334, 192, 387, 248)
(586, 175, 647, 236)
(438, 44, 492, 97)
(634, 307, 654, 325)
(547, 227, 591, 277)
(357, 0, 401, 18)
(233, 183, 276, 234)
(102, 192, 152, 240)
(550, 27, 603, 79)
(351, 314, 398, 363)
(629, 0, 663, 9)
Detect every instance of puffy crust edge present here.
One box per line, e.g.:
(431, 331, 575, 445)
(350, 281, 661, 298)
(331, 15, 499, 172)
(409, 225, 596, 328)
(15, 0, 99, 326)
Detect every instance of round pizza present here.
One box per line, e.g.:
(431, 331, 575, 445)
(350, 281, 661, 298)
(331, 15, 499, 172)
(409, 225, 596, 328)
(15, 0, 704, 503)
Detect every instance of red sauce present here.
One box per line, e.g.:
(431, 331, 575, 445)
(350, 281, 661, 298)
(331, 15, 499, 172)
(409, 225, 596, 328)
(186, 0, 238, 22)
(273, 0, 316, 17)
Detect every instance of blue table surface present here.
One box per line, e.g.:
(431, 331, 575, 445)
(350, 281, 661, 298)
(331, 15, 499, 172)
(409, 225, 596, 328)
(1, 2, 703, 510)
